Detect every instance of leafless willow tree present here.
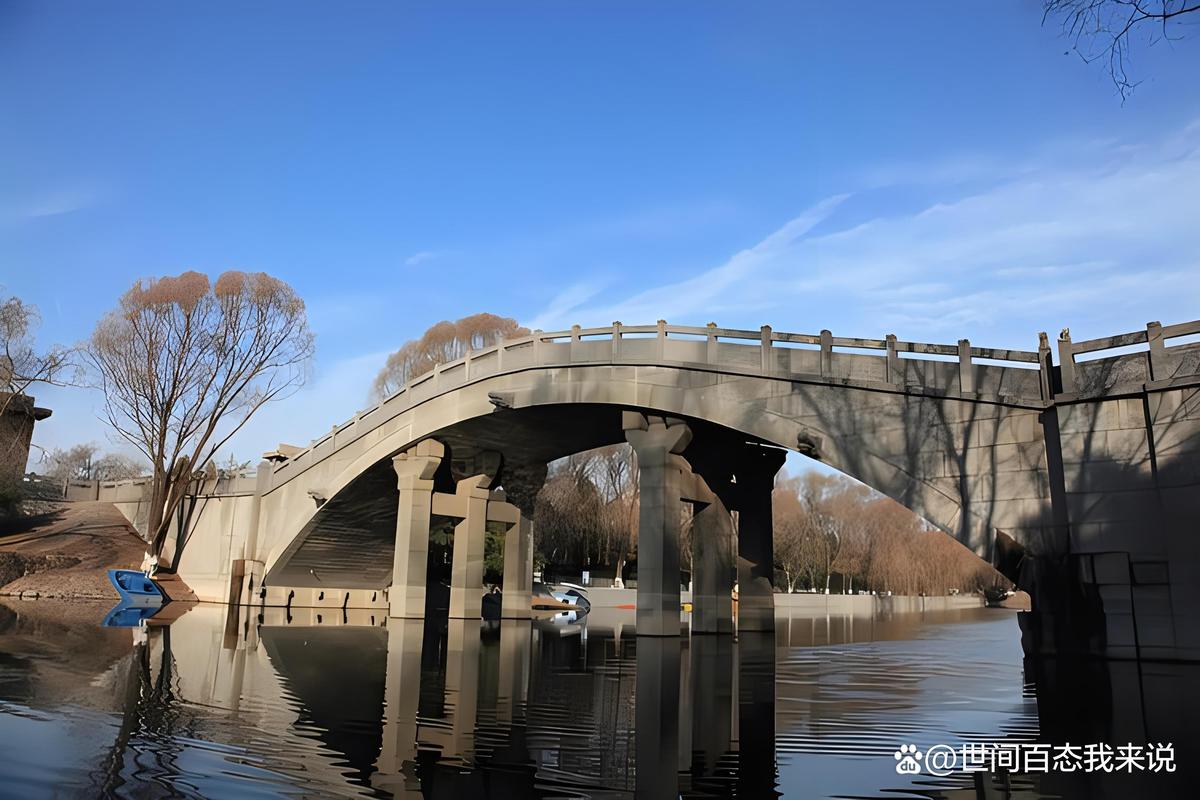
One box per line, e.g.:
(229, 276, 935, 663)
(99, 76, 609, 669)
(1044, 0, 1200, 98)
(371, 313, 528, 400)
(87, 271, 313, 562)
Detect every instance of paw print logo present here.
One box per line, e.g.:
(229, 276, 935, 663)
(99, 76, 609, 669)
(894, 744, 923, 774)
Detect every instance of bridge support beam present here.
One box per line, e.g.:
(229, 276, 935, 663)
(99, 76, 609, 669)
(732, 445, 787, 632)
(625, 412, 693, 636)
(389, 441, 444, 619)
(690, 490, 735, 634)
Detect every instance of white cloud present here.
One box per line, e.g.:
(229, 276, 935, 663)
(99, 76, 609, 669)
(538, 123, 1200, 348)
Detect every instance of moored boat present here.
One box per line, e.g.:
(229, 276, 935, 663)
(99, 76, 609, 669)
(107, 569, 166, 606)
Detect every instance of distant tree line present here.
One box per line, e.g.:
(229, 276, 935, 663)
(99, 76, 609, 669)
(528, 444, 1010, 596)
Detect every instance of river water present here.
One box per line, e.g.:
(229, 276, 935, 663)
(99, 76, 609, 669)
(0, 598, 1193, 798)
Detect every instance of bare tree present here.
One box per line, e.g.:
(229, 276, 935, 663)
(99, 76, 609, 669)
(87, 271, 313, 564)
(371, 313, 528, 400)
(1044, 0, 1200, 98)
(46, 444, 145, 493)
(1, 291, 72, 463)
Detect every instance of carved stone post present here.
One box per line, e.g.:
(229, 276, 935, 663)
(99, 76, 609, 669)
(389, 440, 444, 619)
(625, 411, 692, 636)
(501, 462, 547, 619)
(733, 445, 786, 632)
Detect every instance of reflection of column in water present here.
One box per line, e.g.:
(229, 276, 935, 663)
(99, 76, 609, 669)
(690, 635, 734, 782)
(635, 636, 682, 800)
(432, 618, 481, 765)
(497, 619, 532, 725)
(738, 630, 778, 797)
(375, 618, 426, 796)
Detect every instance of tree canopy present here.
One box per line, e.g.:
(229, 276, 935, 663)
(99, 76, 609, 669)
(371, 313, 528, 401)
(87, 270, 313, 562)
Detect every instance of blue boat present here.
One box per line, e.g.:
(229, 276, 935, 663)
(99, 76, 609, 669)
(107, 569, 166, 606)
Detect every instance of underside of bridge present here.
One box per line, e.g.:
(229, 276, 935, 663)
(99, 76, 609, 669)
(267, 403, 771, 592)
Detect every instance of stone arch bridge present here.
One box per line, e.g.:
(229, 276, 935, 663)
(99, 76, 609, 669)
(126, 318, 1200, 661)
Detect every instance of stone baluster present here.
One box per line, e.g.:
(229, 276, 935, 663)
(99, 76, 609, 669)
(958, 338, 974, 394)
(1146, 320, 1166, 381)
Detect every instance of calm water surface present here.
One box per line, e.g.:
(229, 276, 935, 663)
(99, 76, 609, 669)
(0, 599, 1193, 798)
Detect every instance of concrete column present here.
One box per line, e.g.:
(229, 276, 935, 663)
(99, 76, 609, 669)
(500, 462, 547, 620)
(691, 492, 735, 634)
(625, 412, 693, 637)
(734, 445, 786, 632)
(375, 618, 425, 796)
(389, 440, 444, 619)
(448, 473, 493, 619)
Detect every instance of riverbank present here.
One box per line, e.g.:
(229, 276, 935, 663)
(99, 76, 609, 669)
(0, 501, 146, 600)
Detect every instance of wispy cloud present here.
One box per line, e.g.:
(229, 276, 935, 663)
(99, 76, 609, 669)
(534, 122, 1200, 347)
(529, 193, 850, 329)
(404, 250, 442, 267)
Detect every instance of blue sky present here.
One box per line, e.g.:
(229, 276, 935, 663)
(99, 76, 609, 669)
(3, 1, 1200, 466)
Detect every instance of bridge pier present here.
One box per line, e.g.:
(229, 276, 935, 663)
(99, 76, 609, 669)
(689, 489, 735, 635)
(625, 412, 693, 636)
(499, 463, 547, 620)
(388, 441, 444, 619)
(731, 445, 787, 632)
(448, 473, 495, 620)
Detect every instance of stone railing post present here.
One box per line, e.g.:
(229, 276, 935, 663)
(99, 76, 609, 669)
(1057, 330, 1076, 394)
(656, 319, 667, 361)
(624, 411, 692, 636)
(760, 325, 773, 374)
(958, 338, 974, 394)
(612, 321, 623, 361)
(885, 334, 900, 385)
(706, 322, 719, 364)
(1146, 321, 1166, 381)
(1037, 331, 1053, 399)
(819, 329, 833, 377)
(532, 329, 543, 364)
(389, 440, 444, 618)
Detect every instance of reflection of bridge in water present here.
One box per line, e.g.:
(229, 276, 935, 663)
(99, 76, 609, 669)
(114, 317, 1200, 663)
(103, 603, 1196, 798)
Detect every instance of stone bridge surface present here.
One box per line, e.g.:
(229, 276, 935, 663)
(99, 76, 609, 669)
(150, 319, 1200, 662)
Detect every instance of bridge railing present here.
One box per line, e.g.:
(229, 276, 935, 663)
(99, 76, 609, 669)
(1057, 319, 1200, 395)
(270, 321, 1054, 480)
